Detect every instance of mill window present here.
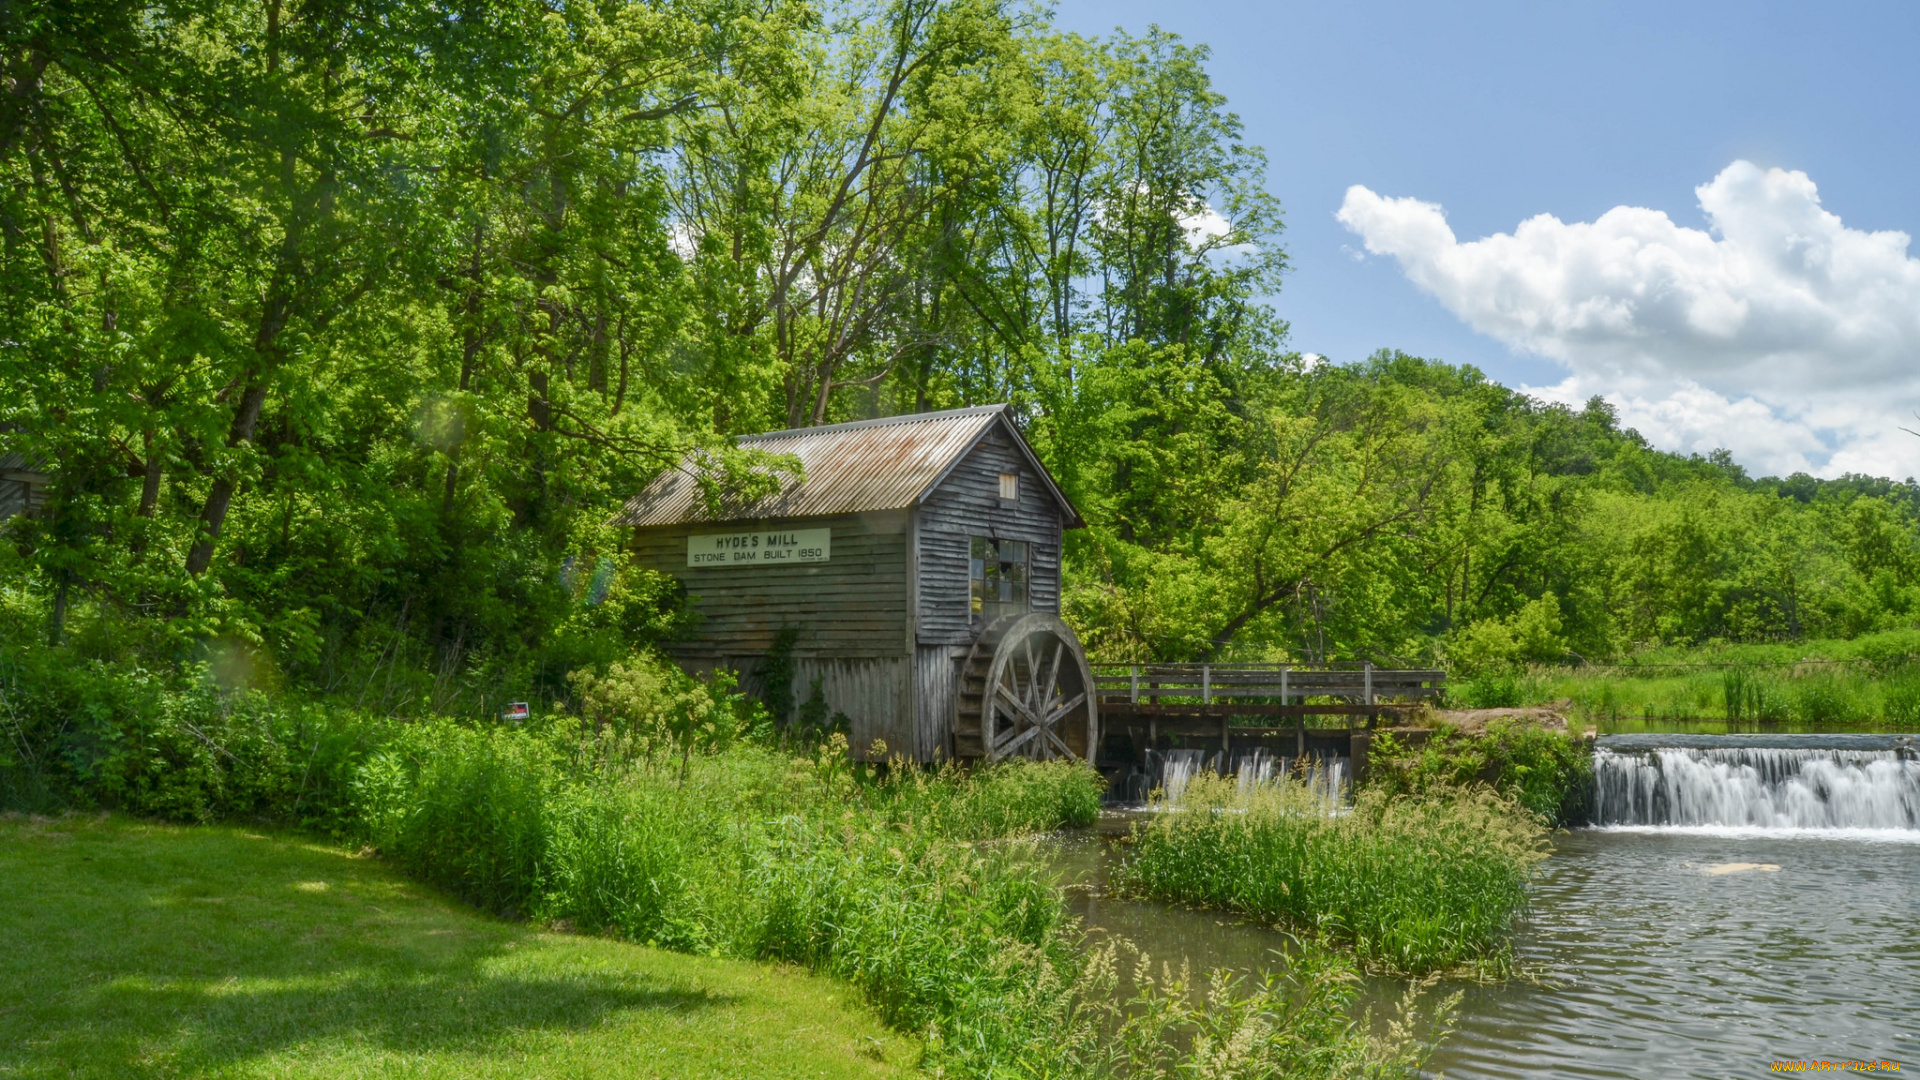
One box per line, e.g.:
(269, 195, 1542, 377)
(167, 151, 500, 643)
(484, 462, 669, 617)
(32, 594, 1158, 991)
(998, 472, 1020, 501)
(970, 537, 1028, 622)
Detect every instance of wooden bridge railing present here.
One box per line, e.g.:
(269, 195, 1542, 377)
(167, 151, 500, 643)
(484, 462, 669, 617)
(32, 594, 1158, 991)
(1091, 663, 1445, 711)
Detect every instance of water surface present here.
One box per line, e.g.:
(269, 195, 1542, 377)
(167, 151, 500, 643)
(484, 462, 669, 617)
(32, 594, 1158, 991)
(1427, 827, 1918, 1079)
(1056, 738, 1920, 1079)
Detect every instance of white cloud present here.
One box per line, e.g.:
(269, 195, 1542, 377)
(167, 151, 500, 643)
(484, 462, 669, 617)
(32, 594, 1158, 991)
(1336, 161, 1920, 478)
(1178, 203, 1233, 249)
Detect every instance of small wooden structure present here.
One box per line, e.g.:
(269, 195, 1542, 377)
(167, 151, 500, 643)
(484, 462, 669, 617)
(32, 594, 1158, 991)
(617, 405, 1098, 762)
(0, 453, 48, 524)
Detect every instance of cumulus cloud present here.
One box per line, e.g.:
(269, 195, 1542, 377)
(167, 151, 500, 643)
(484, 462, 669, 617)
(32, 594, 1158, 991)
(1336, 162, 1920, 478)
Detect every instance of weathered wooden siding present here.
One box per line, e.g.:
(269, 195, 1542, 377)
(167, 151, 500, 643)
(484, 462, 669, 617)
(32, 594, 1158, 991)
(914, 426, 1064, 648)
(681, 654, 915, 761)
(0, 456, 47, 524)
(797, 656, 914, 760)
(914, 644, 961, 759)
(631, 510, 911, 658)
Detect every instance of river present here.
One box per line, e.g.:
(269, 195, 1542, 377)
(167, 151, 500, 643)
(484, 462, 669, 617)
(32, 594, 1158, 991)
(1053, 735, 1920, 1078)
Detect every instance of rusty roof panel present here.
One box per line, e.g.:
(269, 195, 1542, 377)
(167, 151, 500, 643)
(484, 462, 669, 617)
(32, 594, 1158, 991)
(615, 405, 1016, 527)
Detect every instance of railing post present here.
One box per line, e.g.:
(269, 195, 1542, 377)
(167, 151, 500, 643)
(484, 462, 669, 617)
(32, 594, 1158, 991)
(1364, 661, 1375, 730)
(1130, 663, 1139, 704)
(1283, 664, 1301, 758)
(1202, 663, 1211, 706)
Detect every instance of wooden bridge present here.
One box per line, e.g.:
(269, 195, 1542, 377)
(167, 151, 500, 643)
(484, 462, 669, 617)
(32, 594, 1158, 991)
(1091, 662, 1446, 769)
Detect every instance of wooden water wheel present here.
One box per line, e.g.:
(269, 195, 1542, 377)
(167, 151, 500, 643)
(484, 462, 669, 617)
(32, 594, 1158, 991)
(953, 613, 1099, 761)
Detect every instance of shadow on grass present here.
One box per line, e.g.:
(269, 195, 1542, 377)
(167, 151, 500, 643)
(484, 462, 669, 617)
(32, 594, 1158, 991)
(0, 815, 741, 1074)
(85, 971, 730, 1063)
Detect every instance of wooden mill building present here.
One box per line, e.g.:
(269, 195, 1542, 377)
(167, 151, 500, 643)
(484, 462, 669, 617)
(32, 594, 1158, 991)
(616, 405, 1099, 763)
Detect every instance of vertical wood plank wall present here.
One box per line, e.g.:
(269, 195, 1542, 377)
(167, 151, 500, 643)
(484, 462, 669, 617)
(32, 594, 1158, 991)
(912, 426, 1066, 755)
(629, 509, 915, 756)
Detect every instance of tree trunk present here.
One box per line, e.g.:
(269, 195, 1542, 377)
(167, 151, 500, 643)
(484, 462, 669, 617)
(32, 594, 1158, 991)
(47, 568, 71, 647)
(136, 426, 161, 518)
(185, 380, 269, 576)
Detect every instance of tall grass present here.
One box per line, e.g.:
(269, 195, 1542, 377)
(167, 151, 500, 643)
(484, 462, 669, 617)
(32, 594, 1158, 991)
(351, 722, 1433, 1078)
(1465, 660, 1920, 730)
(1114, 773, 1547, 978)
(1, 635, 1443, 1078)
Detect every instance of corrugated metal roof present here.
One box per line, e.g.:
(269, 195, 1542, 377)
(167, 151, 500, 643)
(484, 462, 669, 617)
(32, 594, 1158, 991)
(614, 404, 1082, 528)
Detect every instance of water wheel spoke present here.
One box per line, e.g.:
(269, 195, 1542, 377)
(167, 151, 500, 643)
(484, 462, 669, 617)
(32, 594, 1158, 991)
(1039, 725, 1074, 758)
(1021, 637, 1039, 710)
(1039, 641, 1064, 715)
(1042, 690, 1087, 727)
(994, 720, 1048, 757)
(995, 681, 1044, 726)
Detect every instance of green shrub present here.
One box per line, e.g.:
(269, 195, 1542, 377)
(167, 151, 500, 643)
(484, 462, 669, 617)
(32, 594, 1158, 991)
(1456, 672, 1522, 708)
(877, 758, 1105, 840)
(1879, 668, 1920, 727)
(0, 641, 381, 828)
(1115, 773, 1546, 977)
(1789, 672, 1865, 726)
(1369, 721, 1592, 826)
(354, 721, 561, 917)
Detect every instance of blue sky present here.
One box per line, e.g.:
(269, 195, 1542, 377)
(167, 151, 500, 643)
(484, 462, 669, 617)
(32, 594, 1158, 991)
(1049, 0, 1920, 480)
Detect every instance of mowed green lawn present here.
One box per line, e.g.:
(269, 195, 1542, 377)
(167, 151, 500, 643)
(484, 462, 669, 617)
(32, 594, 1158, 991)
(0, 815, 918, 1079)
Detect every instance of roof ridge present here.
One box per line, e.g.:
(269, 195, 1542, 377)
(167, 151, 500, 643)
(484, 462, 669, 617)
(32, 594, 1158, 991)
(737, 403, 1005, 443)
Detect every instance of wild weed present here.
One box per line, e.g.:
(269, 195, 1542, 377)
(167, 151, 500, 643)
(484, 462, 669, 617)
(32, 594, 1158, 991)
(1114, 772, 1546, 978)
(349, 724, 1438, 1078)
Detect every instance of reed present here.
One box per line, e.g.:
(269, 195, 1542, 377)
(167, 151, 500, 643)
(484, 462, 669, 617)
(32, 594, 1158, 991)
(1114, 773, 1547, 978)
(1486, 661, 1920, 730)
(351, 724, 1431, 1078)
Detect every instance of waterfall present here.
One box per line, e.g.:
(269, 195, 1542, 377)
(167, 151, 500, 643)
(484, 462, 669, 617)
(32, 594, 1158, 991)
(1592, 738, 1920, 831)
(1156, 748, 1212, 806)
(1145, 747, 1348, 809)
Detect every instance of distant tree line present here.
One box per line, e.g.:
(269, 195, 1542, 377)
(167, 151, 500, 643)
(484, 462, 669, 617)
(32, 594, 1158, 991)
(4, 0, 1917, 711)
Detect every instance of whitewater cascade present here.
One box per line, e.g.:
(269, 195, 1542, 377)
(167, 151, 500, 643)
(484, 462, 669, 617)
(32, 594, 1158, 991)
(1591, 736, 1920, 830)
(1147, 747, 1347, 808)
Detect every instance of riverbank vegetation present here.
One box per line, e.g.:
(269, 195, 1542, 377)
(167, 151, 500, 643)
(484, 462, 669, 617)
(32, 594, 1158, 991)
(1115, 775, 1547, 979)
(0, 642, 1436, 1078)
(1367, 721, 1593, 826)
(1445, 628, 1920, 730)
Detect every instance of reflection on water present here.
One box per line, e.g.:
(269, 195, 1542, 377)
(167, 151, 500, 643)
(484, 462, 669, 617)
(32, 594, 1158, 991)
(1047, 819, 1920, 1079)
(1050, 823, 1303, 980)
(1427, 828, 1919, 1079)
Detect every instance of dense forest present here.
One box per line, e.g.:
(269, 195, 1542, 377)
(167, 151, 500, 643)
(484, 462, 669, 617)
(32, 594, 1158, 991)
(8, 0, 1920, 717)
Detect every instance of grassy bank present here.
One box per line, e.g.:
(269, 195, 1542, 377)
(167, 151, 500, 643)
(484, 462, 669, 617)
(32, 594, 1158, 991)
(0, 814, 917, 1080)
(1114, 775, 1548, 978)
(355, 723, 1438, 1077)
(0, 642, 1450, 1077)
(1448, 628, 1920, 730)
